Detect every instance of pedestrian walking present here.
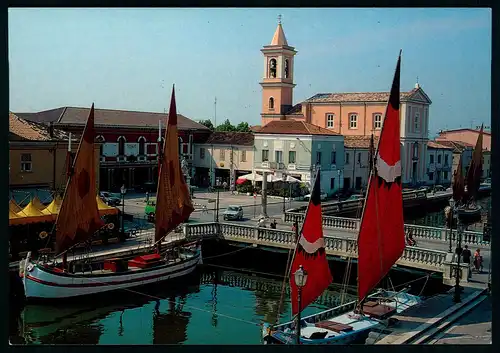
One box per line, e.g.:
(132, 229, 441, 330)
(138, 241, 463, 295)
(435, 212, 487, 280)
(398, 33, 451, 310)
(146, 191, 150, 203)
(292, 220, 299, 243)
(462, 245, 472, 279)
(474, 248, 483, 273)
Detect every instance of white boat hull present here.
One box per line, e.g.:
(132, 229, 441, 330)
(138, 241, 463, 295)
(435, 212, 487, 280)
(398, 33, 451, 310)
(263, 290, 421, 345)
(20, 245, 202, 300)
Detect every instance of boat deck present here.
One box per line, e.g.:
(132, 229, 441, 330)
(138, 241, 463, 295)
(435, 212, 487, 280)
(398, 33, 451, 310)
(273, 292, 420, 344)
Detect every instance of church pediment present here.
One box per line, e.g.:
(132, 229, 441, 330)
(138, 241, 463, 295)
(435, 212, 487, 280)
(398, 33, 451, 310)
(406, 88, 432, 104)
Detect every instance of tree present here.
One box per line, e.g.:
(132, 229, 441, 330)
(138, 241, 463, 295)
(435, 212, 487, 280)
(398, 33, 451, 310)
(199, 119, 214, 130)
(215, 119, 236, 132)
(236, 122, 251, 132)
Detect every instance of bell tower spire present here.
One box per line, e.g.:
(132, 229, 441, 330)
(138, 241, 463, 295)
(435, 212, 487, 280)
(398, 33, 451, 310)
(260, 18, 297, 125)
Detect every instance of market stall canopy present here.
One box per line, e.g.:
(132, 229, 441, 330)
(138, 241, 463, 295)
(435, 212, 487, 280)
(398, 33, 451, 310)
(16, 199, 53, 224)
(96, 196, 119, 216)
(9, 199, 22, 213)
(9, 209, 24, 226)
(43, 196, 63, 216)
(31, 196, 53, 216)
(237, 173, 263, 183)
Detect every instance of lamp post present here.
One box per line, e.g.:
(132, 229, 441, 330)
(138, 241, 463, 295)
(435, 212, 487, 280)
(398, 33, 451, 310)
(452, 199, 462, 303)
(282, 173, 287, 214)
(294, 265, 308, 345)
(447, 199, 454, 253)
(337, 169, 342, 203)
(215, 179, 221, 222)
(120, 184, 127, 240)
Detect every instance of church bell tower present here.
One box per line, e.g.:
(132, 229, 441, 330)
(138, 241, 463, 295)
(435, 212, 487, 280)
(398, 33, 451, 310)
(260, 16, 297, 125)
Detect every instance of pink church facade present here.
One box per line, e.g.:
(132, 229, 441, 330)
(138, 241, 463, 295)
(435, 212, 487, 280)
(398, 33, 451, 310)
(259, 22, 432, 186)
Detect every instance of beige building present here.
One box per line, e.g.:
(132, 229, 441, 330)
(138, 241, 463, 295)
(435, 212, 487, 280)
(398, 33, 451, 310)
(425, 141, 454, 186)
(343, 136, 379, 191)
(193, 132, 254, 188)
(9, 112, 100, 193)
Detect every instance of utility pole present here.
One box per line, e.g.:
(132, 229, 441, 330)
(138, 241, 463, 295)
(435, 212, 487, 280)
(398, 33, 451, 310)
(214, 97, 217, 129)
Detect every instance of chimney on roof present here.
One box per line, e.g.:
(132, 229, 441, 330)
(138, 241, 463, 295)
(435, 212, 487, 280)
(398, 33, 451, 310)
(49, 122, 54, 138)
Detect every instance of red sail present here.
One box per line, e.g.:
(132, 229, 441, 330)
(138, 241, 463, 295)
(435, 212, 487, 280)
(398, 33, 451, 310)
(154, 86, 195, 242)
(290, 170, 332, 315)
(452, 155, 466, 203)
(465, 124, 484, 201)
(357, 52, 405, 302)
(55, 104, 103, 254)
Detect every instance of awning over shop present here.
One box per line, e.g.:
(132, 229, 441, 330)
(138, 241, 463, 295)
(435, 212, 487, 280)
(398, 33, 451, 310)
(43, 195, 62, 216)
(9, 199, 22, 213)
(96, 196, 119, 216)
(9, 209, 24, 226)
(16, 200, 53, 224)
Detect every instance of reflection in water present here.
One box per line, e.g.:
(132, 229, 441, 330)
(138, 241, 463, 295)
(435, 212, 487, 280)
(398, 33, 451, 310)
(15, 264, 443, 345)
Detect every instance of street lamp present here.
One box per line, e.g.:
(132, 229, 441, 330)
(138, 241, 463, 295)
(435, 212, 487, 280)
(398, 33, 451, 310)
(294, 265, 308, 345)
(451, 198, 463, 304)
(337, 169, 342, 203)
(215, 179, 221, 222)
(120, 184, 127, 241)
(447, 199, 455, 253)
(282, 173, 287, 213)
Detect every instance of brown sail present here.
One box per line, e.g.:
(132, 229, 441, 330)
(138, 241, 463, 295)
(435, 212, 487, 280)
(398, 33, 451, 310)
(452, 154, 465, 204)
(55, 104, 103, 254)
(465, 124, 484, 202)
(154, 86, 194, 242)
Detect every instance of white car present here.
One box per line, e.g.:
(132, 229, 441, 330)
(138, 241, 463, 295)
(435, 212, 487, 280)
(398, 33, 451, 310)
(303, 192, 327, 202)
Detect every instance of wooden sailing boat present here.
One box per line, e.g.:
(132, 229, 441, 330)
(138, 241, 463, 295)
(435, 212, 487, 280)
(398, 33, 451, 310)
(262, 51, 421, 345)
(457, 125, 484, 221)
(20, 87, 202, 301)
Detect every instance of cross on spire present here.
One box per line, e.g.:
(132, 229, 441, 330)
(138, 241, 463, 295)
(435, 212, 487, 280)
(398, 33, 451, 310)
(278, 14, 282, 24)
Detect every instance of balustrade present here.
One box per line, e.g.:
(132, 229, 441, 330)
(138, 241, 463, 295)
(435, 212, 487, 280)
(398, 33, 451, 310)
(283, 212, 486, 245)
(185, 222, 448, 273)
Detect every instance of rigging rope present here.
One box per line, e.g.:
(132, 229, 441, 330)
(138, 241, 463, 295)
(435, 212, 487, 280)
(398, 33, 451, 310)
(53, 269, 262, 327)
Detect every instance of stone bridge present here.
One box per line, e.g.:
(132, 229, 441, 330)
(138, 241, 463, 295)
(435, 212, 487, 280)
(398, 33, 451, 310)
(184, 221, 489, 286)
(283, 212, 489, 246)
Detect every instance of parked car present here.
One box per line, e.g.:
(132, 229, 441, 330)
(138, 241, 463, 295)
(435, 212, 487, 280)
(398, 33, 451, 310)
(432, 185, 446, 192)
(135, 182, 157, 193)
(346, 194, 364, 202)
(303, 191, 327, 202)
(100, 191, 121, 206)
(223, 205, 244, 221)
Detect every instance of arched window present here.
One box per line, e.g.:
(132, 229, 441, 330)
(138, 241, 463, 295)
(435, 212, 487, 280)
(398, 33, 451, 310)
(96, 135, 105, 156)
(118, 136, 126, 156)
(284, 58, 289, 78)
(269, 97, 275, 110)
(269, 58, 277, 78)
(138, 136, 146, 155)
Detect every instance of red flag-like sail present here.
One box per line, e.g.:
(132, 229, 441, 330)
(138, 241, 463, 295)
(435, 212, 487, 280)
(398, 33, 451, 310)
(154, 86, 195, 242)
(357, 52, 405, 302)
(465, 124, 484, 201)
(290, 170, 332, 316)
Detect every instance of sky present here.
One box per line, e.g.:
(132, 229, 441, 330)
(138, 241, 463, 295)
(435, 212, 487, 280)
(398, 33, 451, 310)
(9, 8, 491, 136)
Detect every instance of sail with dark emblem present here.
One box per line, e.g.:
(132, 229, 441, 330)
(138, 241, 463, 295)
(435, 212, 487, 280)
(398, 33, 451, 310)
(289, 169, 332, 315)
(154, 86, 195, 242)
(465, 124, 484, 202)
(357, 52, 405, 302)
(55, 104, 103, 254)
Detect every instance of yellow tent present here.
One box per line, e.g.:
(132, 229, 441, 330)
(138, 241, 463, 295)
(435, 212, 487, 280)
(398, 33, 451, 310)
(43, 195, 62, 217)
(96, 196, 119, 216)
(16, 200, 53, 224)
(9, 209, 24, 226)
(9, 199, 22, 213)
(31, 196, 46, 211)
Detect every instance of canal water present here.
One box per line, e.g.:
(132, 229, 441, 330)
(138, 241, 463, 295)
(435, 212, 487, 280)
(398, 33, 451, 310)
(11, 197, 489, 345)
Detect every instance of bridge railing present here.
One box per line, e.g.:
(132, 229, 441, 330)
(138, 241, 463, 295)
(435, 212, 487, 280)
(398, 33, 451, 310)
(185, 222, 447, 273)
(284, 212, 487, 245)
